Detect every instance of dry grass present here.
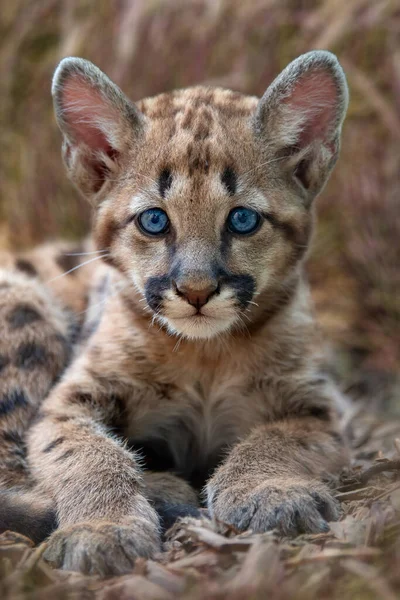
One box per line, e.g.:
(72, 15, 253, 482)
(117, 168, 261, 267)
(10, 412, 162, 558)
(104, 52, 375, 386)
(1, 410, 400, 600)
(0, 1, 399, 598)
(1, 0, 399, 388)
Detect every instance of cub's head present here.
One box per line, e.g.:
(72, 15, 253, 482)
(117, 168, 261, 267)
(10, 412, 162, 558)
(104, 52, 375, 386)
(52, 52, 348, 340)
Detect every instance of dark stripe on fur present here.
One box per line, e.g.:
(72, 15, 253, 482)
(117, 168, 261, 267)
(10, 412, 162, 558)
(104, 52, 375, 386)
(221, 167, 237, 195)
(15, 259, 38, 277)
(43, 437, 65, 453)
(55, 449, 74, 461)
(158, 169, 173, 198)
(14, 343, 48, 370)
(0, 389, 29, 417)
(0, 354, 10, 373)
(7, 304, 42, 329)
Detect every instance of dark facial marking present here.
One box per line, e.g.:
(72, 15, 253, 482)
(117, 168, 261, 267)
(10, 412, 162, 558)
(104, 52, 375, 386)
(7, 304, 42, 329)
(194, 108, 213, 142)
(187, 141, 210, 176)
(158, 169, 173, 198)
(262, 211, 304, 245)
(42, 437, 65, 453)
(14, 343, 48, 370)
(221, 167, 237, 196)
(220, 272, 255, 308)
(0, 354, 9, 374)
(0, 389, 29, 417)
(15, 259, 38, 277)
(145, 275, 170, 312)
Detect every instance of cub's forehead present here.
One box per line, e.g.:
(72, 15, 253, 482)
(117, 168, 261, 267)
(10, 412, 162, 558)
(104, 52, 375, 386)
(135, 87, 260, 176)
(136, 86, 259, 122)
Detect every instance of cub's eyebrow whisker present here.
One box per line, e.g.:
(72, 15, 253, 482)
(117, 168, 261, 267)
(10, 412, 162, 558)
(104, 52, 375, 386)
(242, 156, 287, 177)
(47, 254, 108, 283)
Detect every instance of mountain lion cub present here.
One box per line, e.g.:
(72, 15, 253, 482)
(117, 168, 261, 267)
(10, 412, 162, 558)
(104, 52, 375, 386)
(0, 51, 349, 576)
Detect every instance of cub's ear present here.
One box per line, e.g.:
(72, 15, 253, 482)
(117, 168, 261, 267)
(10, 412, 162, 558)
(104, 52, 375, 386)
(52, 57, 145, 200)
(254, 50, 348, 202)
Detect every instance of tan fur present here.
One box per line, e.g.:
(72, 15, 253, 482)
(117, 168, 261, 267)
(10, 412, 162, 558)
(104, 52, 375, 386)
(0, 51, 350, 576)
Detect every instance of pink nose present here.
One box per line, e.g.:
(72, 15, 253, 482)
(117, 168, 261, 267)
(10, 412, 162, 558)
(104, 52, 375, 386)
(175, 283, 218, 309)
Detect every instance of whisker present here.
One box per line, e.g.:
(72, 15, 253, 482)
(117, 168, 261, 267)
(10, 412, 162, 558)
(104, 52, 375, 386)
(242, 155, 287, 178)
(78, 279, 131, 317)
(47, 254, 108, 283)
(64, 249, 109, 256)
(173, 334, 183, 353)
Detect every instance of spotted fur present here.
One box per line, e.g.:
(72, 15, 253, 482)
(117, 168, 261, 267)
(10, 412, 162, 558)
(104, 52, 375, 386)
(0, 51, 350, 576)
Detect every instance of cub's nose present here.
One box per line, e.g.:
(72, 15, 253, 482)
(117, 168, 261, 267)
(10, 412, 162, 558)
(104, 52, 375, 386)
(174, 282, 219, 310)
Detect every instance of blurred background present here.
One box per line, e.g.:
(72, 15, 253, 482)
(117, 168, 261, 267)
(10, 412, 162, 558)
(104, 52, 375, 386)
(0, 0, 399, 411)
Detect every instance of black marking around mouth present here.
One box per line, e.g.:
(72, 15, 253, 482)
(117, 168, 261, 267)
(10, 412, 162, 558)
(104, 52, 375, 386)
(144, 266, 254, 313)
(145, 275, 170, 312)
(214, 265, 255, 308)
(225, 273, 255, 308)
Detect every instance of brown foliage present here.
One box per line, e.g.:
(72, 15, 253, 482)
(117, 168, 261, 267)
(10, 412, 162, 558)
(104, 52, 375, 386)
(2, 410, 400, 599)
(0, 0, 399, 385)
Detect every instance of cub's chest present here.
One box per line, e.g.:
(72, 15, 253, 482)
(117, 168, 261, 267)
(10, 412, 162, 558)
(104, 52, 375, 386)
(123, 371, 268, 487)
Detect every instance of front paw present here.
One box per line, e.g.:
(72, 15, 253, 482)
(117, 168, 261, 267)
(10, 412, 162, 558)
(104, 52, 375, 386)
(207, 477, 340, 536)
(43, 516, 160, 576)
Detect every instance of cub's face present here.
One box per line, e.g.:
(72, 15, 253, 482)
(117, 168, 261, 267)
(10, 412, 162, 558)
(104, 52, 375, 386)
(52, 54, 348, 339)
(94, 90, 311, 339)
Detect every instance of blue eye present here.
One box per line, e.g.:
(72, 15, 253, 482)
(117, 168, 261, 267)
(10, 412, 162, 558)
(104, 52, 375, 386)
(227, 207, 260, 235)
(138, 208, 169, 235)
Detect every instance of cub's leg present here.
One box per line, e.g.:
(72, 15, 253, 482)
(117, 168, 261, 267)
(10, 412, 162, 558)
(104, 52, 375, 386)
(0, 263, 75, 490)
(207, 378, 348, 535)
(28, 359, 160, 576)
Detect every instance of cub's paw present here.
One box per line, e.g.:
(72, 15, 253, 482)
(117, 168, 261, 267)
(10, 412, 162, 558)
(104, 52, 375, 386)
(43, 517, 160, 576)
(207, 477, 340, 536)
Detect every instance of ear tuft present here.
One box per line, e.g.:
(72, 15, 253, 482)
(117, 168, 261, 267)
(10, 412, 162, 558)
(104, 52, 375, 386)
(255, 51, 349, 200)
(52, 58, 145, 199)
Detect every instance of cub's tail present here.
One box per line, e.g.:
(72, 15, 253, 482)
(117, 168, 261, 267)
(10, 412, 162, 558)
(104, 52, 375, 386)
(0, 490, 57, 544)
